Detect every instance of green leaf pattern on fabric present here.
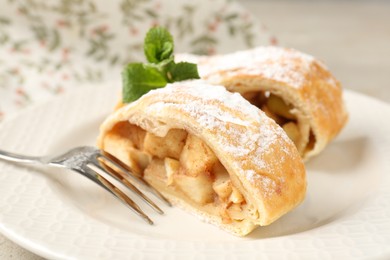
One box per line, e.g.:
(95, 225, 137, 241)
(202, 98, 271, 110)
(0, 0, 274, 121)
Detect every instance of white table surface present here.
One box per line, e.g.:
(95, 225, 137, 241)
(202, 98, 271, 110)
(1, 0, 389, 259)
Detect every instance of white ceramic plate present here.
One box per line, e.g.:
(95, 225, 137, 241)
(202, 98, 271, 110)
(0, 84, 389, 260)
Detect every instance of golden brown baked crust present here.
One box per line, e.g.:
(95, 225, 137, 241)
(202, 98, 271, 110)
(97, 80, 306, 236)
(177, 46, 348, 160)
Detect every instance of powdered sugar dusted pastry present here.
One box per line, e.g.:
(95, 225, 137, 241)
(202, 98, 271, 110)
(177, 47, 348, 160)
(97, 80, 306, 236)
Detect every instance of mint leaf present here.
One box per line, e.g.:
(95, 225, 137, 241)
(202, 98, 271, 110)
(144, 27, 174, 63)
(122, 27, 200, 103)
(122, 63, 167, 103)
(167, 62, 200, 82)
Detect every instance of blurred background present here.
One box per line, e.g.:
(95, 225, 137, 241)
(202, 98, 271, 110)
(242, 0, 390, 103)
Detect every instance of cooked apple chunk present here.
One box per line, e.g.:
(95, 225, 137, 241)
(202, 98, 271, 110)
(219, 207, 232, 224)
(283, 122, 300, 147)
(213, 178, 233, 201)
(261, 104, 285, 125)
(229, 186, 244, 204)
(103, 132, 150, 175)
(103, 132, 133, 165)
(174, 169, 215, 205)
(144, 158, 166, 185)
(227, 204, 246, 221)
(164, 157, 180, 186)
(266, 94, 295, 120)
(143, 129, 187, 159)
(180, 134, 218, 177)
(128, 148, 151, 175)
(212, 163, 232, 201)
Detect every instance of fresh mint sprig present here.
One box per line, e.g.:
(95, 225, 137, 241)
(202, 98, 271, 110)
(122, 27, 200, 103)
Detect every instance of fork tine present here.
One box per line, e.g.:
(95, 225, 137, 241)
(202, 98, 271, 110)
(91, 168, 154, 225)
(99, 151, 172, 207)
(92, 161, 164, 215)
(99, 151, 151, 186)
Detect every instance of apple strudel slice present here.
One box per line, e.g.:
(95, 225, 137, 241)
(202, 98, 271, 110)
(97, 80, 306, 236)
(177, 46, 348, 160)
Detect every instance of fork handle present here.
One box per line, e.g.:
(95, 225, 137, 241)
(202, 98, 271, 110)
(0, 149, 44, 165)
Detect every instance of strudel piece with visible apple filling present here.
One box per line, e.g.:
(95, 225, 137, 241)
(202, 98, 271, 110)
(177, 46, 348, 160)
(97, 80, 306, 236)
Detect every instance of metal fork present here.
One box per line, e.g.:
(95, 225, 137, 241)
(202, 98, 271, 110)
(0, 146, 169, 224)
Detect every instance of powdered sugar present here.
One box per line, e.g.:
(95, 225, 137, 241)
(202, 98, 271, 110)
(167, 81, 261, 120)
(177, 46, 325, 89)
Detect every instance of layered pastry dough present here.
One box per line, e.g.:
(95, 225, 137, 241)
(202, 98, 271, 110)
(97, 80, 306, 236)
(177, 46, 348, 160)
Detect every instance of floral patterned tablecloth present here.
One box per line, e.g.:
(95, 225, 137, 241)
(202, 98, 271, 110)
(0, 0, 274, 122)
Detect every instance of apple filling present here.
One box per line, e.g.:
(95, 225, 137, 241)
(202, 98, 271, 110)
(102, 122, 253, 224)
(242, 91, 312, 155)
